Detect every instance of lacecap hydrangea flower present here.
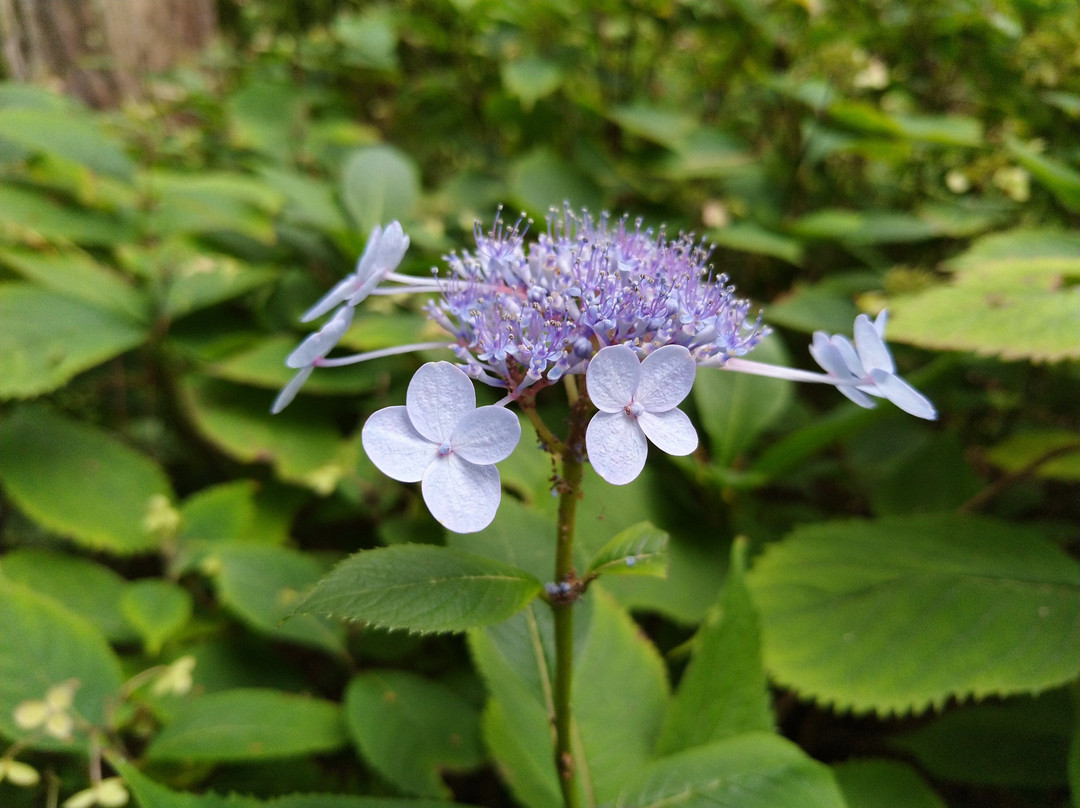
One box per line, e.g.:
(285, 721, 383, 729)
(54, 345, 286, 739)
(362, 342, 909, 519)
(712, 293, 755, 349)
(275, 207, 936, 531)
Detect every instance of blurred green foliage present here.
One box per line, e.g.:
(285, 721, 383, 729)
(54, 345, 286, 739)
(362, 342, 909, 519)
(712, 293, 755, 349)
(1, 1, 1078, 807)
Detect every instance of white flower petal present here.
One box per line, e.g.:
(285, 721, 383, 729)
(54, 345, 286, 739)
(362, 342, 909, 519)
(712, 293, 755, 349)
(869, 369, 937, 420)
(422, 455, 501, 533)
(355, 224, 384, 278)
(286, 305, 354, 368)
(586, 345, 640, 413)
(637, 408, 698, 456)
(636, 345, 696, 412)
(873, 309, 889, 337)
(585, 411, 648, 485)
(836, 383, 878, 409)
(854, 313, 895, 375)
(809, 332, 851, 378)
(452, 406, 521, 465)
(347, 222, 410, 306)
(361, 406, 437, 482)
(300, 275, 358, 323)
(405, 362, 477, 443)
(832, 335, 865, 377)
(271, 366, 314, 414)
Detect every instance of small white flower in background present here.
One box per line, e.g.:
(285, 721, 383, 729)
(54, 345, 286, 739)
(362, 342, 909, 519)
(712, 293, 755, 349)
(585, 344, 699, 485)
(362, 362, 522, 533)
(809, 311, 937, 420)
(13, 680, 79, 740)
(152, 655, 196, 697)
(0, 758, 40, 787)
(62, 777, 129, 808)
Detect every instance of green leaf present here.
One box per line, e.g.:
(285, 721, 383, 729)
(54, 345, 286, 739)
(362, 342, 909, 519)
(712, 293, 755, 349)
(502, 58, 564, 110)
(709, 222, 804, 265)
(983, 429, 1080, 482)
(144, 172, 284, 243)
(479, 697, 558, 808)
(0, 184, 136, 245)
(614, 732, 846, 808)
(160, 254, 277, 320)
(293, 545, 542, 634)
(585, 522, 669, 579)
(340, 145, 420, 234)
(509, 149, 603, 221)
(0, 579, 124, 751)
(0, 405, 173, 554)
(0, 247, 148, 322)
(180, 375, 355, 494)
(609, 104, 698, 147)
(658, 129, 753, 180)
(343, 670, 484, 797)
(0, 283, 146, 398)
(334, 7, 400, 71)
(694, 335, 794, 466)
(1006, 138, 1080, 212)
(944, 228, 1080, 272)
(177, 481, 260, 545)
(205, 543, 347, 657)
(787, 209, 939, 244)
(146, 688, 347, 762)
(0, 106, 134, 179)
(765, 272, 878, 335)
(657, 539, 773, 754)
(120, 580, 193, 656)
(746, 514, 1080, 714)
(0, 548, 137, 643)
(827, 101, 982, 146)
(889, 691, 1075, 788)
(832, 760, 945, 808)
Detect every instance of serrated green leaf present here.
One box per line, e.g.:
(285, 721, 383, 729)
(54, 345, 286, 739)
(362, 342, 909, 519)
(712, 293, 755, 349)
(0, 106, 135, 180)
(746, 514, 1080, 714)
(120, 580, 193, 656)
(945, 228, 1080, 272)
(0, 579, 124, 751)
(694, 335, 793, 466)
(145, 688, 347, 762)
(207, 543, 347, 656)
(657, 539, 773, 754)
(0, 549, 137, 643)
(343, 670, 484, 797)
(293, 545, 542, 634)
(585, 522, 669, 579)
(1006, 138, 1080, 212)
(340, 145, 420, 234)
(180, 375, 354, 494)
(0, 405, 172, 554)
(0, 247, 148, 322)
(509, 149, 603, 221)
(983, 429, 1080, 482)
(0, 184, 136, 245)
(502, 58, 564, 110)
(0, 283, 146, 398)
(832, 760, 945, 808)
(615, 732, 846, 808)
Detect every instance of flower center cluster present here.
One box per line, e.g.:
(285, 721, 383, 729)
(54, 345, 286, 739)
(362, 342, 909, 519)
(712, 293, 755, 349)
(427, 205, 767, 394)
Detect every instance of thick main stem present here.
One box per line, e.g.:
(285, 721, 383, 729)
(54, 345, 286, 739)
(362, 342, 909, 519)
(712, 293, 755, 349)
(551, 386, 588, 808)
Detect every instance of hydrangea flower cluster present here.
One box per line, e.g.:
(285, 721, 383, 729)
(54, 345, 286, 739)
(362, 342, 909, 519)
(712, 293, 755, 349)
(275, 208, 936, 532)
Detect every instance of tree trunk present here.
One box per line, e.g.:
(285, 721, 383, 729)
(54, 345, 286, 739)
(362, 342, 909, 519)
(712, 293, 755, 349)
(0, 0, 217, 108)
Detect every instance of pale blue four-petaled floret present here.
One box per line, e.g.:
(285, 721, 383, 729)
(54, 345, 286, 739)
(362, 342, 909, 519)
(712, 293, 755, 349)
(360, 362, 521, 533)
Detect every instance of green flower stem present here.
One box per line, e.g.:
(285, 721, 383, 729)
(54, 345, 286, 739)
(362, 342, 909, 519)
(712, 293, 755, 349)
(551, 382, 589, 808)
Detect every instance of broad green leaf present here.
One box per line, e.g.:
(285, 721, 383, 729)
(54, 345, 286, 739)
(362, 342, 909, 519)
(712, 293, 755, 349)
(293, 545, 542, 634)
(886, 258, 1080, 362)
(228, 80, 304, 163)
(479, 697, 559, 808)
(502, 58, 564, 110)
(1006, 138, 1080, 212)
(828, 101, 982, 146)
(765, 272, 878, 335)
(0, 579, 124, 751)
(658, 129, 752, 180)
(0, 283, 146, 398)
(343, 670, 484, 797)
(571, 588, 670, 803)
(694, 335, 793, 466)
(746, 514, 1080, 714)
(177, 481, 259, 545)
(832, 760, 945, 808)
(0, 184, 136, 245)
(334, 7, 400, 71)
(0, 106, 135, 180)
(0, 549, 136, 643)
(615, 732, 846, 808)
(0, 406, 172, 554)
(709, 222, 804, 265)
(944, 228, 1080, 273)
(260, 167, 351, 233)
(340, 145, 420, 234)
(143, 171, 284, 243)
(983, 429, 1080, 482)
(585, 522, 669, 579)
(656, 539, 773, 755)
(146, 688, 347, 762)
(509, 149, 603, 221)
(0, 247, 148, 322)
(609, 104, 697, 147)
(787, 209, 939, 244)
(120, 580, 193, 656)
(180, 375, 354, 493)
(205, 543, 347, 656)
(889, 691, 1075, 788)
